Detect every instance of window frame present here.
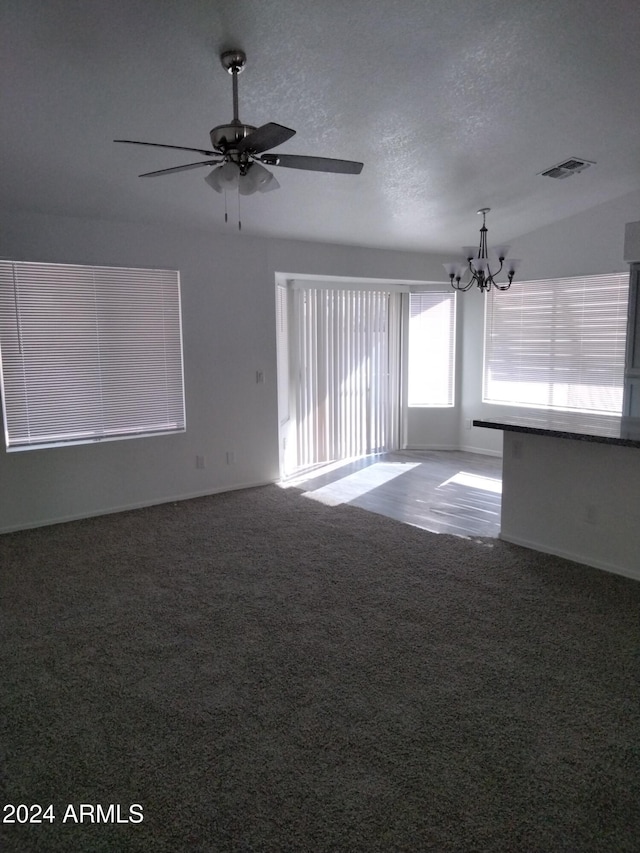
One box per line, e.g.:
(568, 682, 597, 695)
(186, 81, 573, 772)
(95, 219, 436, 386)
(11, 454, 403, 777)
(0, 259, 186, 452)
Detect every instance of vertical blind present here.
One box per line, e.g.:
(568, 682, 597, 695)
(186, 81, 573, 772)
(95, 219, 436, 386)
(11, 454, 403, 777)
(290, 286, 401, 471)
(276, 284, 290, 426)
(0, 260, 185, 450)
(407, 291, 456, 406)
(483, 272, 629, 414)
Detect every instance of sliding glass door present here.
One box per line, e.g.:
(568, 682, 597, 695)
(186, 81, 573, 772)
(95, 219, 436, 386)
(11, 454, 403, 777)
(278, 282, 402, 476)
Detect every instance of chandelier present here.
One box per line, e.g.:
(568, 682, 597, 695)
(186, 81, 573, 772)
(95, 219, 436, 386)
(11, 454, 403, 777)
(443, 208, 521, 292)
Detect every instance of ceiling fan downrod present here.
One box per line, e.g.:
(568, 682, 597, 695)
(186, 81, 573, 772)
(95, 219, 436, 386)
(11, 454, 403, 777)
(209, 50, 257, 152)
(220, 49, 246, 125)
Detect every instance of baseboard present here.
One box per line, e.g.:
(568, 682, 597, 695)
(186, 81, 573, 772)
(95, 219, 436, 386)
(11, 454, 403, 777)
(499, 532, 640, 583)
(455, 444, 503, 458)
(0, 479, 276, 535)
(402, 443, 459, 452)
(401, 444, 502, 458)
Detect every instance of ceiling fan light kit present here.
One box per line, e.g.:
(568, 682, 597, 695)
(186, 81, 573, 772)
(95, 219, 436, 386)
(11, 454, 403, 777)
(444, 209, 522, 293)
(204, 160, 277, 195)
(115, 49, 363, 225)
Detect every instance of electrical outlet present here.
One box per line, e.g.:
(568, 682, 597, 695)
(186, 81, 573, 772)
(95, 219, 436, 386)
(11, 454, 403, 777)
(585, 504, 598, 525)
(196, 455, 205, 469)
(465, 418, 472, 430)
(226, 451, 235, 465)
(256, 370, 265, 384)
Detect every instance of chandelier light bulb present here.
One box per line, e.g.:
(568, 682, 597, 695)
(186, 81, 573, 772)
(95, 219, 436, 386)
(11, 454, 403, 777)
(490, 245, 511, 262)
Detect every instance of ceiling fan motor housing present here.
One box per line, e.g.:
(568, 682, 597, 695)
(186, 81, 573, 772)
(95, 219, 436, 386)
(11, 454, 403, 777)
(210, 123, 257, 152)
(220, 50, 247, 75)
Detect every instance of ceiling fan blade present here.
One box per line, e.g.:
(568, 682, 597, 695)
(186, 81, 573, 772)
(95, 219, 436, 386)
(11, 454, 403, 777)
(115, 139, 217, 157)
(237, 123, 296, 155)
(139, 160, 221, 177)
(261, 153, 363, 174)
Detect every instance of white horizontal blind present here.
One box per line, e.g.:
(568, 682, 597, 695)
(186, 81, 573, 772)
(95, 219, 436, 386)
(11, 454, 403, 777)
(407, 291, 456, 406)
(483, 272, 628, 414)
(291, 287, 400, 471)
(0, 260, 185, 450)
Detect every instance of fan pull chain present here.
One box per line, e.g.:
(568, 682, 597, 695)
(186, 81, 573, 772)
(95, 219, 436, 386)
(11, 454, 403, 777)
(222, 189, 241, 229)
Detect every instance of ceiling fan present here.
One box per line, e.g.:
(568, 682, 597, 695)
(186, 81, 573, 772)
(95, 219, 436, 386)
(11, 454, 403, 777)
(115, 49, 364, 203)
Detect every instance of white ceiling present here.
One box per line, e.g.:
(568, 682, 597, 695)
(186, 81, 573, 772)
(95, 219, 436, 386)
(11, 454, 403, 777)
(3, 0, 640, 253)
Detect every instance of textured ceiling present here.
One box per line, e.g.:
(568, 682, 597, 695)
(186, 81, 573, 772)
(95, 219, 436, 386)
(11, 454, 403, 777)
(2, 0, 640, 252)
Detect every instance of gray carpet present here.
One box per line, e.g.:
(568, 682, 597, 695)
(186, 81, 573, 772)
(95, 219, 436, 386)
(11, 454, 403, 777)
(1, 484, 639, 852)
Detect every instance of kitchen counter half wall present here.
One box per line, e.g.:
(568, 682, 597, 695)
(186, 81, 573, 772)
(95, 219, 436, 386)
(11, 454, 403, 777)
(472, 413, 640, 580)
(473, 413, 640, 448)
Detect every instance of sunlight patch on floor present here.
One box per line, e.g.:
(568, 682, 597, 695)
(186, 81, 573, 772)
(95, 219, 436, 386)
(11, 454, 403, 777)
(438, 471, 503, 494)
(302, 462, 420, 506)
(279, 456, 365, 489)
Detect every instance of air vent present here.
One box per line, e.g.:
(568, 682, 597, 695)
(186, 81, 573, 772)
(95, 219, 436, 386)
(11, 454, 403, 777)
(539, 157, 595, 179)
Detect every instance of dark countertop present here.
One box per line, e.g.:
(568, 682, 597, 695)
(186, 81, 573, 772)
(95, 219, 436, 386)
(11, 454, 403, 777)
(473, 413, 640, 448)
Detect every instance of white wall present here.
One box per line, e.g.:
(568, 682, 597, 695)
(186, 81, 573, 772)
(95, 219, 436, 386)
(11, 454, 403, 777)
(0, 209, 449, 532)
(461, 187, 640, 455)
(3, 187, 639, 532)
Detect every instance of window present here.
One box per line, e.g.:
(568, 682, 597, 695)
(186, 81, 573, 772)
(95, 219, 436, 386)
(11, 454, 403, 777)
(407, 291, 456, 407)
(483, 272, 628, 414)
(0, 260, 186, 451)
